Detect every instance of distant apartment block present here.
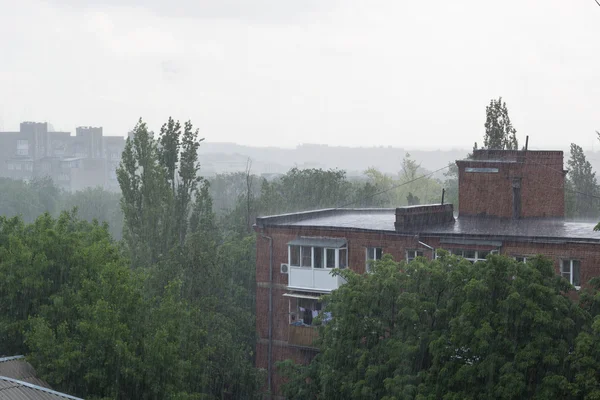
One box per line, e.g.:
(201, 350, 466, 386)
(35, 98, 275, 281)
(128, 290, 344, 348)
(0, 122, 125, 191)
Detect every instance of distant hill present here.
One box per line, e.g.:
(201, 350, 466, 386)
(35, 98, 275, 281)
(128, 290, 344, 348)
(198, 142, 600, 180)
(198, 143, 470, 178)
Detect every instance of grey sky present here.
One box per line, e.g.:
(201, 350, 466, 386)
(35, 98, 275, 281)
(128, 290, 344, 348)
(0, 0, 598, 149)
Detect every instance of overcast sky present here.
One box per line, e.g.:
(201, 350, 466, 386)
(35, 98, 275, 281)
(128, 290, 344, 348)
(0, 0, 599, 150)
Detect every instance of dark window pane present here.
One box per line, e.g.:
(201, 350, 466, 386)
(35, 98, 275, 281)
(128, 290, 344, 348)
(416, 250, 424, 258)
(573, 260, 581, 286)
(339, 248, 347, 269)
(375, 248, 383, 260)
(561, 260, 570, 274)
(290, 245, 300, 266)
(326, 249, 336, 268)
(314, 247, 323, 268)
(301, 246, 312, 268)
(463, 250, 476, 259)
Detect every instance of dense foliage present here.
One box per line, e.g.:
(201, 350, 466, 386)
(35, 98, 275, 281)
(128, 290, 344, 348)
(567, 143, 600, 220)
(279, 253, 600, 399)
(483, 97, 518, 150)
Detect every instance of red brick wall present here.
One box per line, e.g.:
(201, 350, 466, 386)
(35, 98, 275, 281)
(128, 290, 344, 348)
(255, 223, 598, 397)
(458, 151, 565, 218)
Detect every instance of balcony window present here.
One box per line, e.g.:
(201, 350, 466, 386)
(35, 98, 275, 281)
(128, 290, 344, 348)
(561, 259, 581, 289)
(290, 245, 300, 266)
(326, 248, 336, 268)
(287, 237, 348, 292)
(288, 238, 347, 270)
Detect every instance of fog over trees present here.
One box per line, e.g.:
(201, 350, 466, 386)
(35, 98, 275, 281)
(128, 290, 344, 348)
(1, 102, 600, 399)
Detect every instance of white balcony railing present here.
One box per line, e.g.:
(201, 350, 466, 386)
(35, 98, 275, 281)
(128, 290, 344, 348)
(288, 267, 345, 292)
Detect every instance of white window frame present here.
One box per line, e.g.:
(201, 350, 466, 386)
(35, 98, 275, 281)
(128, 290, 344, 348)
(435, 249, 498, 262)
(289, 245, 348, 270)
(561, 259, 581, 289)
(366, 247, 382, 272)
(406, 249, 424, 262)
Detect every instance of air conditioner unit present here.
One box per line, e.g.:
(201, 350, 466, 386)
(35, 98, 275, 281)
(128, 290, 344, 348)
(280, 263, 289, 274)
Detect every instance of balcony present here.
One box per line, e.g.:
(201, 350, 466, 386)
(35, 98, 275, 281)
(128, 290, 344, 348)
(288, 324, 319, 349)
(288, 267, 345, 292)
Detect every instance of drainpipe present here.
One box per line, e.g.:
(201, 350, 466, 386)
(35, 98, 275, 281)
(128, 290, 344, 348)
(261, 233, 273, 396)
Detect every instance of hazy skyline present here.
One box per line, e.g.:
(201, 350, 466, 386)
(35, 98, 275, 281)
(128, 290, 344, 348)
(1, 0, 599, 150)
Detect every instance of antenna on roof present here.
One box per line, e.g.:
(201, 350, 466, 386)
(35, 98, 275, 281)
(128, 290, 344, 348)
(441, 188, 445, 205)
(525, 136, 529, 151)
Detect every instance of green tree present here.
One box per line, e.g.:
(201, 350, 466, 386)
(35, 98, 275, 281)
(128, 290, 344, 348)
(484, 97, 518, 150)
(280, 253, 588, 399)
(0, 177, 61, 223)
(61, 187, 123, 240)
(567, 143, 599, 219)
(117, 119, 170, 266)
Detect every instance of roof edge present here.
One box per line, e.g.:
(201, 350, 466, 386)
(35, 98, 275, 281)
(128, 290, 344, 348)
(256, 208, 396, 228)
(0, 376, 83, 400)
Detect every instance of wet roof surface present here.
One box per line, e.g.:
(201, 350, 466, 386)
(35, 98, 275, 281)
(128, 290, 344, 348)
(258, 209, 600, 242)
(0, 357, 49, 388)
(0, 377, 82, 400)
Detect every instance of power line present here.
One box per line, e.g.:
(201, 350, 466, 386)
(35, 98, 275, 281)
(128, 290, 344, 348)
(337, 149, 600, 211)
(336, 165, 451, 209)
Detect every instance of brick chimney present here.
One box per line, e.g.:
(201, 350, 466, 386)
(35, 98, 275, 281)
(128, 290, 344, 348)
(395, 204, 455, 231)
(456, 150, 566, 219)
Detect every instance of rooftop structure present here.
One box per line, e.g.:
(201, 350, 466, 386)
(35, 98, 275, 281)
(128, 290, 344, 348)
(254, 149, 600, 397)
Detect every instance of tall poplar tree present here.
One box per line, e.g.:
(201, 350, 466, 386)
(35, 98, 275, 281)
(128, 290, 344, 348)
(567, 143, 599, 219)
(483, 97, 519, 150)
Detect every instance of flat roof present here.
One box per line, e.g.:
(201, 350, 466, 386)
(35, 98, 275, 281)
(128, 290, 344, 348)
(256, 208, 600, 243)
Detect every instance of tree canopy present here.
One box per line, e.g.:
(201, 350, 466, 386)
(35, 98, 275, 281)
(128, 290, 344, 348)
(567, 143, 599, 220)
(483, 97, 518, 150)
(279, 253, 600, 399)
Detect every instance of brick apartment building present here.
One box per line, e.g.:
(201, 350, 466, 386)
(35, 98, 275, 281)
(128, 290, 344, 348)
(254, 149, 600, 397)
(0, 122, 125, 191)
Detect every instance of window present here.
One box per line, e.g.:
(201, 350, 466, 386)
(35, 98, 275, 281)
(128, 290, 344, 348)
(339, 248, 347, 269)
(437, 249, 497, 263)
(16, 140, 29, 156)
(314, 247, 323, 268)
(366, 247, 382, 272)
(289, 298, 329, 326)
(290, 245, 300, 266)
(406, 249, 424, 262)
(326, 248, 336, 268)
(515, 256, 528, 263)
(25, 163, 33, 171)
(288, 244, 347, 269)
(301, 246, 312, 267)
(7, 163, 14, 170)
(15, 163, 21, 170)
(561, 259, 581, 288)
